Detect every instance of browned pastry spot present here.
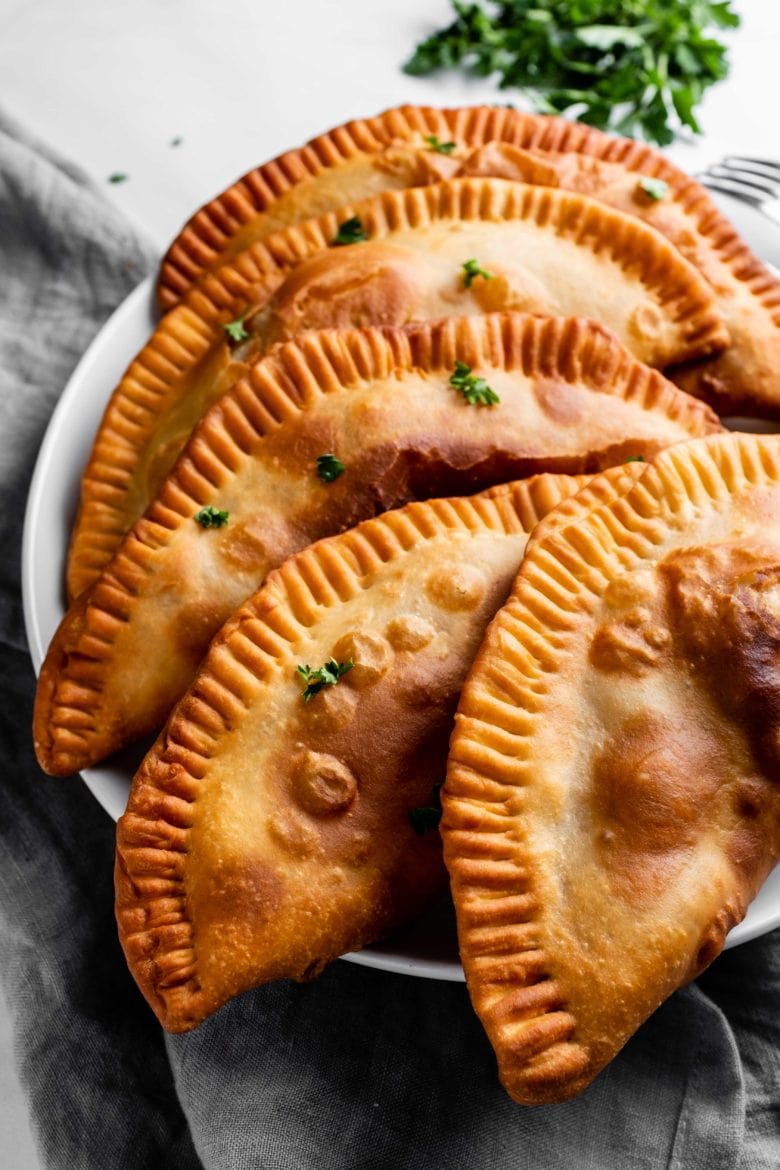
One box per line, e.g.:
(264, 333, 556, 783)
(331, 632, 393, 690)
(385, 613, 436, 651)
(592, 710, 728, 900)
(266, 810, 321, 859)
(425, 565, 487, 612)
(292, 750, 359, 816)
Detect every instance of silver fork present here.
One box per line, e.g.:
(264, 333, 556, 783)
(698, 156, 780, 226)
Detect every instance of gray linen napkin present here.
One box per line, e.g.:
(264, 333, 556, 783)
(0, 111, 778, 1170)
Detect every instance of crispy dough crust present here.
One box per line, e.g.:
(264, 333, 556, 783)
(157, 105, 613, 309)
(68, 177, 728, 600)
(156, 104, 780, 416)
(114, 474, 586, 1032)
(444, 433, 780, 1105)
(36, 314, 721, 776)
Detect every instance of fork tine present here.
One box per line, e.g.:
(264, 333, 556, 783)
(698, 175, 764, 207)
(718, 159, 780, 190)
(704, 165, 779, 200)
(722, 155, 780, 179)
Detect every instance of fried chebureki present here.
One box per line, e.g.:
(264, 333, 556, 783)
(35, 314, 722, 776)
(157, 105, 616, 306)
(67, 177, 728, 600)
(443, 432, 780, 1106)
(157, 103, 780, 417)
(114, 474, 589, 1032)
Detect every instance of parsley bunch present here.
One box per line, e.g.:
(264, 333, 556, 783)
(404, 0, 739, 146)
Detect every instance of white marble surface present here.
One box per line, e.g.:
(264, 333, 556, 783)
(1, 1, 779, 1167)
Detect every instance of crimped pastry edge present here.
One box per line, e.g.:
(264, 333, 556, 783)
(156, 104, 780, 341)
(69, 177, 729, 598)
(36, 313, 722, 777)
(114, 472, 586, 1031)
(443, 432, 780, 1104)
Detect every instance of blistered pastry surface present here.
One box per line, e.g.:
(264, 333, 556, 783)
(114, 475, 584, 1031)
(444, 434, 780, 1103)
(67, 176, 727, 600)
(37, 315, 720, 777)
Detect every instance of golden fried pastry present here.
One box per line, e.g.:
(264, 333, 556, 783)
(68, 178, 728, 600)
(114, 474, 588, 1032)
(36, 314, 721, 776)
(157, 103, 780, 417)
(461, 143, 780, 417)
(444, 432, 780, 1105)
(156, 105, 614, 309)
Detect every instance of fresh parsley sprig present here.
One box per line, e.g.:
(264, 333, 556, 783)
(403, 0, 739, 146)
(462, 258, 493, 288)
(332, 216, 369, 246)
(449, 360, 500, 406)
(296, 658, 354, 702)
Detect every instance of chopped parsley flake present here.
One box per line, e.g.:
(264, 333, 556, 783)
(222, 314, 249, 343)
(409, 784, 443, 835)
(194, 505, 229, 528)
(424, 134, 457, 154)
(625, 455, 646, 463)
(316, 454, 345, 483)
(296, 658, 353, 702)
(108, 173, 128, 184)
(170, 136, 183, 147)
(637, 177, 669, 202)
(449, 360, 500, 407)
(462, 258, 493, 288)
(332, 216, 368, 246)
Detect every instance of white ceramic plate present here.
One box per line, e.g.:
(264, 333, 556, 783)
(22, 191, 780, 978)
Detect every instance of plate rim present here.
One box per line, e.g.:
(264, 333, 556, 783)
(23, 278, 155, 673)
